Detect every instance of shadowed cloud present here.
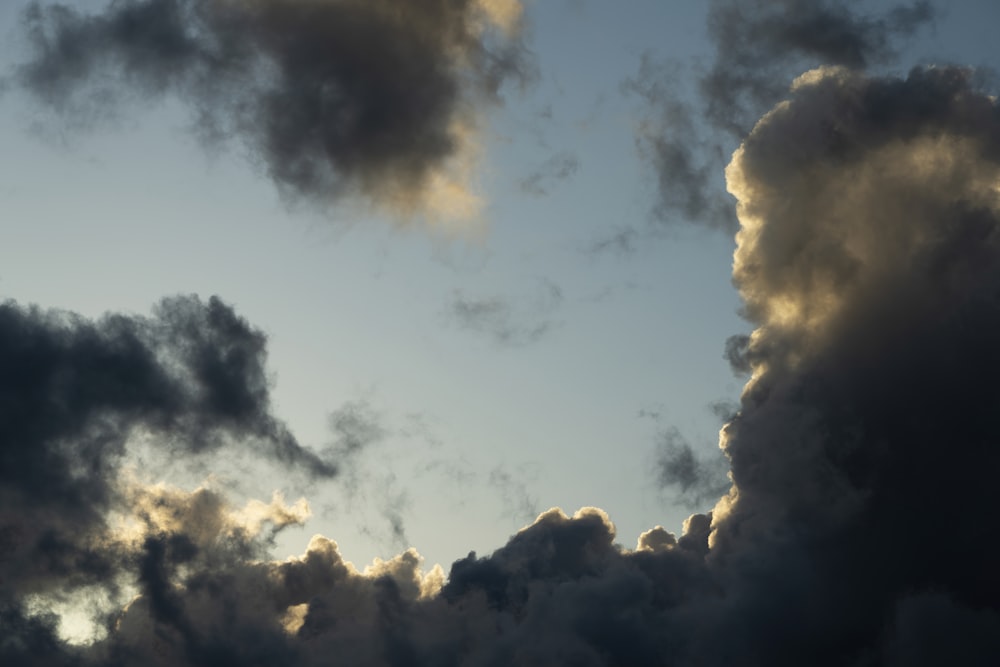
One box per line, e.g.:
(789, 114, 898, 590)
(627, 0, 935, 232)
(14, 0, 530, 226)
(5, 4, 1000, 666)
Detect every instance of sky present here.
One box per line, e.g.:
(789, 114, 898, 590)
(1, 1, 999, 665)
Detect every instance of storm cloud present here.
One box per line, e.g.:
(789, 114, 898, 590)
(5, 3, 1000, 666)
(14, 0, 529, 224)
(706, 63, 1000, 665)
(10, 85, 1000, 660)
(630, 0, 935, 231)
(0, 295, 334, 663)
(518, 150, 580, 197)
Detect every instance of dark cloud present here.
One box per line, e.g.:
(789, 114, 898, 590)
(722, 333, 751, 375)
(709, 64, 1000, 665)
(518, 150, 580, 197)
(447, 281, 563, 347)
(14, 0, 530, 223)
(0, 294, 331, 663)
(12, 76, 1000, 657)
(628, 0, 935, 231)
(320, 399, 414, 551)
(654, 428, 729, 509)
(703, 0, 935, 135)
(7, 8, 1000, 666)
(623, 55, 738, 233)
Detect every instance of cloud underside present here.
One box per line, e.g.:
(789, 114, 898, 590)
(16, 0, 529, 226)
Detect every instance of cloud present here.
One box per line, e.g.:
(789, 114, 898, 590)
(447, 280, 563, 347)
(702, 0, 935, 135)
(653, 428, 730, 509)
(11, 90, 1000, 659)
(0, 294, 337, 663)
(624, 55, 739, 233)
(627, 0, 935, 231)
(705, 63, 1000, 664)
(14, 0, 531, 227)
(518, 150, 580, 197)
(6, 8, 1000, 665)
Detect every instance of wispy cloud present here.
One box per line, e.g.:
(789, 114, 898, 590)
(518, 150, 580, 197)
(447, 280, 563, 347)
(625, 0, 935, 232)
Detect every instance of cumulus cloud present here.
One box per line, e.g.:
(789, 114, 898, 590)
(585, 225, 640, 257)
(628, 0, 935, 231)
(487, 464, 539, 523)
(705, 64, 1000, 664)
(14, 0, 530, 226)
(624, 55, 739, 232)
(702, 0, 935, 135)
(7, 5, 1000, 665)
(11, 99, 1000, 659)
(654, 428, 730, 509)
(0, 294, 336, 663)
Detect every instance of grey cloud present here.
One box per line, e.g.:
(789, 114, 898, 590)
(627, 0, 934, 232)
(722, 333, 751, 375)
(702, 0, 935, 135)
(518, 150, 580, 197)
(623, 55, 738, 233)
(654, 429, 730, 509)
(13, 74, 1000, 660)
(99, 506, 717, 667)
(0, 293, 722, 666)
(328, 400, 387, 460)
(447, 281, 563, 347)
(708, 64, 1000, 664)
(321, 399, 413, 551)
(14, 0, 530, 222)
(0, 295, 332, 664)
(9, 23, 1000, 667)
(707, 399, 739, 424)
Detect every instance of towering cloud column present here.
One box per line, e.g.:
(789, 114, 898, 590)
(711, 65, 1000, 664)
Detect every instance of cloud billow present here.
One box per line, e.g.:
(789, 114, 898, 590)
(16, 0, 529, 225)
(710, 64, 1000, 664)
(5, 3, 1000, 665)
(9, 108, 1000, 660)
(0, 294, 339, 664)
(629, 0, 935, 232)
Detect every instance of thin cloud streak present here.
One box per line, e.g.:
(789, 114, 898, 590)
(447, 280, 563, 347)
